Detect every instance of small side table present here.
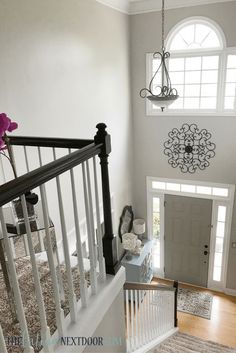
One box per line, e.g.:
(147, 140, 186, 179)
(121, 240, 153, 283)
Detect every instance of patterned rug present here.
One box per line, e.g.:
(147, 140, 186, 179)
(149, 332, 236, 353)
(0, 257, 90, 353)
(177, 288, 213, 319)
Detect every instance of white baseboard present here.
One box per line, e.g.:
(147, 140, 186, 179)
(225, 288, 236, 297)
(132, 328, 179, 353)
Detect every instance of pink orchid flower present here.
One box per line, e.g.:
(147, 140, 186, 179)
(8, 121, 18, 132)
(0, 112, 18, 150)
(0, 113, 10, 136)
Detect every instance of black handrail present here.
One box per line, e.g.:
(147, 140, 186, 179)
(0, 123, 120, 276)
(0, 142, 102, 207)
(8, 136, 93, 149)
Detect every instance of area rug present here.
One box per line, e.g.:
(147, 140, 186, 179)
(177, 288, 213, 319)
(0, 257, 90, 353)
(149, 332, 236, 353)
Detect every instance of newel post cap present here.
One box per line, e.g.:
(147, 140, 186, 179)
(94, 123, 111, 155)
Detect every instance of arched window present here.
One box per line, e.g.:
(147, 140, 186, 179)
(167, 19, 224, 51)
(147, 17, 236, 115)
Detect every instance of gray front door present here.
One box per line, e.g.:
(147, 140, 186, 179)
(164, 195, 212, 287)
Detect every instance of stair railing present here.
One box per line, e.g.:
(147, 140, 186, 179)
(124, 281, 178, 353)
(0, 123, 119, 352)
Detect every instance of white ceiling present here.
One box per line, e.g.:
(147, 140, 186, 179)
(96, 0, 236, 14)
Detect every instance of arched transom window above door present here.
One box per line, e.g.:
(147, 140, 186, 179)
(146, 17, 236, 115)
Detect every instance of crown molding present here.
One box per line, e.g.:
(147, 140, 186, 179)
(129, 0, 236, 15)
(96, 0, 130, 14)
(96, 0, 236, 15)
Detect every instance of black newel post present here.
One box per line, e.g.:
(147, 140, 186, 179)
(173, 280, 179, 327)
(94, 123, 120, 275)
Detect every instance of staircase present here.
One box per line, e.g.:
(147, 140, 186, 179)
(148, 332, 236, 353)
(0, 124, 122, 353)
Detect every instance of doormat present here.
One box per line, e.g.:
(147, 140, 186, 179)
(178, 287, 213, 319)
(149, 332, 236, 353)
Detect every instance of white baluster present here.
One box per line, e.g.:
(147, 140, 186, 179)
(0, 324, 7, 353)
(23, 233, 30, 256)
(151, 290, 154, 340)
(130, 290, 134, 351)
(153, 290, 156, 339)
(154, 291, 158, 337)
(146, 290, 150, 342)
(93, 157, 106, 282)
(152, 290, 155, 338)
(148, 291, 151, 341)
(164, 293, 167, 332)
(165, 292, 168, 331)
(0, 208, 34, 353)
(69, 150, 88, 308)
(37, 230, 45, 252)
(37, 147, 64, 301)
(134, 290, 138, 350)
(149, 290, 153, 340)
(82, 162, 97, 295)
(20, 195, 52, 352)
(159, 292, 162, 335)
(138, 289, 142, 348)
(140, 290, 143, 347)
(125, 290, 130, 353)
(161, 293, 164, 335)
(143, 291, 146, 345)
(85, 160, 97, 264)
(53, 148, 77, 323)
(158, 291, 161, 336)
(23, 146, 30, 173)
(9, 237, 16, 259)
(39, 184, 64, 337)
(143, 290, 146, 345)
(168, 292, 171, 330)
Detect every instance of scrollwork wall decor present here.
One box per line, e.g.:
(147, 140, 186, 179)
(164, 123, 216, 173)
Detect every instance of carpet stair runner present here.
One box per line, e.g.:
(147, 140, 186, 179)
(149, 332, 236, 353)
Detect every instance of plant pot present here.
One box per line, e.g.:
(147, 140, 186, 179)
(12, 199, 35, 222)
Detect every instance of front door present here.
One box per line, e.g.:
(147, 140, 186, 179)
(164, 195, 212, 287)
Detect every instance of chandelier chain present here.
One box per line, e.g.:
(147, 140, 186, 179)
(162, 0, 165, 50)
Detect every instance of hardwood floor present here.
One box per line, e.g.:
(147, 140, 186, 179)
(152, 277, 236, 348)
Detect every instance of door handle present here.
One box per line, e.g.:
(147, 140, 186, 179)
(204, 245, 208, 249)
(204, 251, 208, 255)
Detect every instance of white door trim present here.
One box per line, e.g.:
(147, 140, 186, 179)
(146, 176, 235, 292)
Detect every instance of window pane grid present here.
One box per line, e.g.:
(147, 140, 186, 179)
(151, 180, 230, 199)
(224, 55, 236, 110)
(213, 205, 227, 282)
(166, 55, 219, 110)
(153, 197, 161, 270)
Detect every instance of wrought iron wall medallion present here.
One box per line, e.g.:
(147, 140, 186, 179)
(164, 123, 216, 173)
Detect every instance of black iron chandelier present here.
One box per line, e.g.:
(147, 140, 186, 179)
(140, 0, 178, 111)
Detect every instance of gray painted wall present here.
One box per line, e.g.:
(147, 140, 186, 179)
(84, 289, 126, 353)
(130, 1, 236, 290)
(0, 0, 133, 255)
